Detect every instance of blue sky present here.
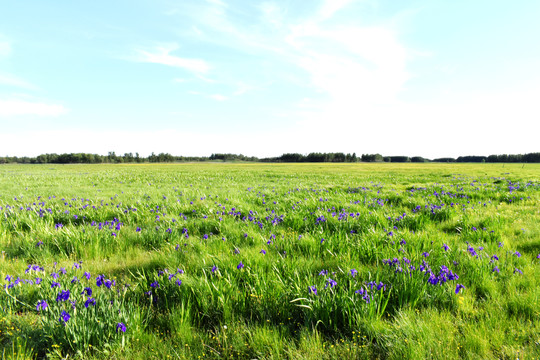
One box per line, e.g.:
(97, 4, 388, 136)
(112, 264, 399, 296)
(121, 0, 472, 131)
(1, 0, 539, 158)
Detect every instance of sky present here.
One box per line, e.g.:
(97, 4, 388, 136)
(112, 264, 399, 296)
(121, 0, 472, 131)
(0, 0, 539, 159)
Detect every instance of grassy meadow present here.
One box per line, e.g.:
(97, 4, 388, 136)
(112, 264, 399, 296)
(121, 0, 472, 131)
(1, 162, 539, 359)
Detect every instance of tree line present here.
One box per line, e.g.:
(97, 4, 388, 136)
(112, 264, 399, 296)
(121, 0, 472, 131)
(1, 152, 539, 164)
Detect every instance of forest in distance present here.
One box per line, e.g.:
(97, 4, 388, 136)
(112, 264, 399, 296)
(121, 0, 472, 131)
(1, 151, 540, 164)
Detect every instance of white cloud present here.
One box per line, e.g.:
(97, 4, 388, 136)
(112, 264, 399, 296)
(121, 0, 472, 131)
(0, 73, 38, 90)
(134, 44, 211, 74)
(318, 0, 357, 20)
(0, 99, 68, 117)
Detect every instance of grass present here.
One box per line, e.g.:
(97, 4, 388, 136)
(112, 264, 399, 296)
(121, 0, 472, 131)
(0, 162, 539, 359)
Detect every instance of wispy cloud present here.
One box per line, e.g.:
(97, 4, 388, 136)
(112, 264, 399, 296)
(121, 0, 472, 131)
(318, 0, 357, 20)
(133, 44, 211, 74)
(0, 99, 68, 117)
(0, 73, 38, 90)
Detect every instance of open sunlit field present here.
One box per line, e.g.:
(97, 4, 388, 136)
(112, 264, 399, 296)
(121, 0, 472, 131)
(1, 163, 539, 359)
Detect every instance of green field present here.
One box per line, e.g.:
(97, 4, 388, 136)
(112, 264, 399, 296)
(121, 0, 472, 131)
(1, 163, 539, 359)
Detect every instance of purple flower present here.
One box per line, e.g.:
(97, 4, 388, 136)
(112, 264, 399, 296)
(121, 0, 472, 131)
(325, 278, 337, 288)
(136, 227, 141, 232)
(514, 268, 523, 275)
(116, 322, 127, 333)
(350, 269, 357, 277)
(104, 279, 113, 289)
(96, 274, 106, 287)
(260, 249, 266, 255)
(36, 300, 48, 311)
(514, 251, 521, 258)
(56, 290, 70, 302)
(492, 266, 500, 273)
(422, 252, 430, 258)
(176, 279, 182, 286)
(455, 284, 465, 294)
(150, 281, 159, 288)
(308, 286, 317, 295)
(442, 243, 449, 251)
(318, 270, 328, 276)
(59, 311, 70, 324)
(237, 262, 244, 270)
(51, 281, 60, 288)
(84, 272, 91, 280)
(84, 298, 96, 308)
(82, 287, 92, 296)
(211, 265, 217, 273)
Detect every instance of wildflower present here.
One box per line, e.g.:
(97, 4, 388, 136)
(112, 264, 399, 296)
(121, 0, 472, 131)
(350, 269, 358, 277)
(422, 252, 430, 258)
(56, 290, 70, 302)
(59, 311, 70, 324)
(318, 269, 328, 276)
(176, 279, 182, 286)
(514, 251, 521, 258)
(84, 298, 96, 308)
(325, 278, 337, 289)
(320, 238, 325, 244)
(96, 275, 105, 287)
(36, 241, 43, 247)
(150, 281, 159, 288)
(498, 242, 503, 248)
(308, 286, 317, 295)
(51, 281, 60, 288)
(492, 266, 500, 273)
(136, 227, 141, 232)
(442, 243, 449, 251)
(237, 262, 244, 270)
(36, 300, 48, 311)
(104, 279, 113, 289)
(514, 268, 523, 275)
(455, 284, 465, 294)
(116, 322, 127, 333)
(82, 287, 92, 296)
(211, 265, 217, 273)
(260, 249, 266, 255)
